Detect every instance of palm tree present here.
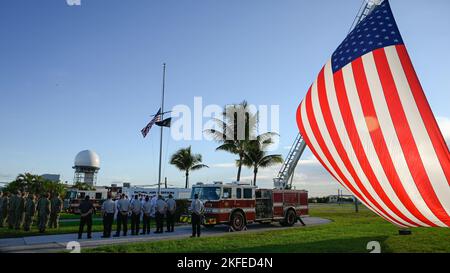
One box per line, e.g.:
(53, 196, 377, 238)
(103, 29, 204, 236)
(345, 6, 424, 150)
(170, 146, 209, 188)
(242, 135, 283, 186)
(205, 101, 259, 181)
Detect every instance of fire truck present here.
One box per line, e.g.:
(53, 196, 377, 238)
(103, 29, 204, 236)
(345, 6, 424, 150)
(184, 181, 308, 231)
(181, 131, 312, 230)
(64, 188, 109, 213)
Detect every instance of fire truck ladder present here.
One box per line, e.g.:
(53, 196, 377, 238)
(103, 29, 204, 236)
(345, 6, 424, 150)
(274, 133, 307, 190)
(349, 0, 384, 32)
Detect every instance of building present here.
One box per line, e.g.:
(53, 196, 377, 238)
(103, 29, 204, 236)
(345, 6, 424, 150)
(73, 150, 101, 186)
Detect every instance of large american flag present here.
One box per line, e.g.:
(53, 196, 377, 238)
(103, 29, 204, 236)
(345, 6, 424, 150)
(297, 0, 450, 227)
(141, 108, 161, 138)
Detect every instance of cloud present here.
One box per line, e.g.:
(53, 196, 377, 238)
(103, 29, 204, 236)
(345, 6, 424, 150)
(437, 116, 450, 149)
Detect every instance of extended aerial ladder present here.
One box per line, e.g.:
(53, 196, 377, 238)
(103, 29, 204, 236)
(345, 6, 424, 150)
(273, 0, 383, 190)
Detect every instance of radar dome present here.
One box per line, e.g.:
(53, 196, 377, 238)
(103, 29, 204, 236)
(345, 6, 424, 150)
(74, 150, 100, 169)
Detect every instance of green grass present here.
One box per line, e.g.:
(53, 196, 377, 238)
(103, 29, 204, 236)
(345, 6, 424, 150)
(0, 218, 105, 238)
(0, 214, 161, 238)
(85, 204, 450, 253)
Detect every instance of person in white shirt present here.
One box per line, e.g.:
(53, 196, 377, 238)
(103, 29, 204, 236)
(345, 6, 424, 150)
(190, 193, 204, 237)
(154, 195, 167, 233)
(150, 195, 157, 218)
(114, 194, 130, 237)
(141, 196, 152, 235)
(101, 193, 116, 238)
(130, 195, 142, 235)
(165, 194, 177, 232)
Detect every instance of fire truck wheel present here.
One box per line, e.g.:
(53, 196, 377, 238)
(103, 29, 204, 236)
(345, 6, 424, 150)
(282, 209, 297, 227)
(230, 211, 246, 231)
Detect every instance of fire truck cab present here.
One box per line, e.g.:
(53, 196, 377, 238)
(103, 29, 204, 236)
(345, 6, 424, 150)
(189, 181, 308, 231)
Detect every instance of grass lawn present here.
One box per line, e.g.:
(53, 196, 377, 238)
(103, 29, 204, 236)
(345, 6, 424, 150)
(85, 204, 450, 253)
(0, 213, 158, 238)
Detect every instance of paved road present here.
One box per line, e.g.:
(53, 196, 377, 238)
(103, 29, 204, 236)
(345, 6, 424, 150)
(0, 217, 331, 253)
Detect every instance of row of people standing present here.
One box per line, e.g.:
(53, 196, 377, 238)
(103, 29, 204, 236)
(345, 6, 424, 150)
(78, 192, 177, 239)
(0, 191, 62, 232)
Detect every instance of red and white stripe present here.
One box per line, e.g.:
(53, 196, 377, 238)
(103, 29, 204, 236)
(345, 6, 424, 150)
(297, 45, 450, 227)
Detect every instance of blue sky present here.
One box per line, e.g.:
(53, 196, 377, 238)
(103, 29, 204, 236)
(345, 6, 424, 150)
(1, 0, 449, 196)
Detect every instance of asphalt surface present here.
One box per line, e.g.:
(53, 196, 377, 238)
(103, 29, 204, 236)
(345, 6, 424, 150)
(0, 217, 331, 253)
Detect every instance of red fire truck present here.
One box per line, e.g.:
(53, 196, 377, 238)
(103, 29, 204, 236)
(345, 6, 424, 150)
(183, 181, 308, 231)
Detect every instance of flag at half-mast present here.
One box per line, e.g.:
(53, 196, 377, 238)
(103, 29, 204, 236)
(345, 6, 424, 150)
(141, 108, 161, 138)
(296, 0, 450, 227)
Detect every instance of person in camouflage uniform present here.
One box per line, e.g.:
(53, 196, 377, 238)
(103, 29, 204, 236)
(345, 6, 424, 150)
(7, 191, 18, 229)
(14, 191, 26, 230)
(0, 192, 7, 227)
(49, 193, 63, 229)
(37, 193, 50, 233)
(23, 194, 36, 231)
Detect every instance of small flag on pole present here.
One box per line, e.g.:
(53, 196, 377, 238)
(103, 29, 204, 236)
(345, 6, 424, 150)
(141, 108, 161, 138)
(156, 117, 172, 128)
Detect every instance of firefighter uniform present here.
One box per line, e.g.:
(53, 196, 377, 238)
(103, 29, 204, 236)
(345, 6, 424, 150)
(14, 193, 25, 230)
(115, 196, 130, 237)
(7, 192, 18, 229)
(130, 196, 142, 235)
(49, 196, 63, 229)
(190, 195, 204, 237)
(141, 197, 152, 234)
(166, 195, 176, 232)
(101, 197, 116, 238)
(0, 193, 8, 228)
(23, 195, 36, 231)
(154, 196, 167, 233)
(37, 195, 50, 233)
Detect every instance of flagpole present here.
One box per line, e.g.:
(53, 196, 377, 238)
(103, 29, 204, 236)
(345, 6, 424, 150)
(157, 63, 166, 195)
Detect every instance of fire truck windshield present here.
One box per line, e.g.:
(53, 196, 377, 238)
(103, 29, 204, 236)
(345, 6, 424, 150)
(191, 187, 221, 201)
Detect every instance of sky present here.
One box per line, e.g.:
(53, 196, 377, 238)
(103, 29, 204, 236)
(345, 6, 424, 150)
(1, 0, 449, 197)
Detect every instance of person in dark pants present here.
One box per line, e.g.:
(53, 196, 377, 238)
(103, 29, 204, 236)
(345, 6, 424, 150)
(114, 194, 130, 237)
(78, 195, 95, 239)
(101, 193, 115, 238)
(165, 194, 176, 232)
(141, 196, 152, 235)
(154, 195, 167, 233)
(190, 193, 204, 238)
(130, 195, 142, 235)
